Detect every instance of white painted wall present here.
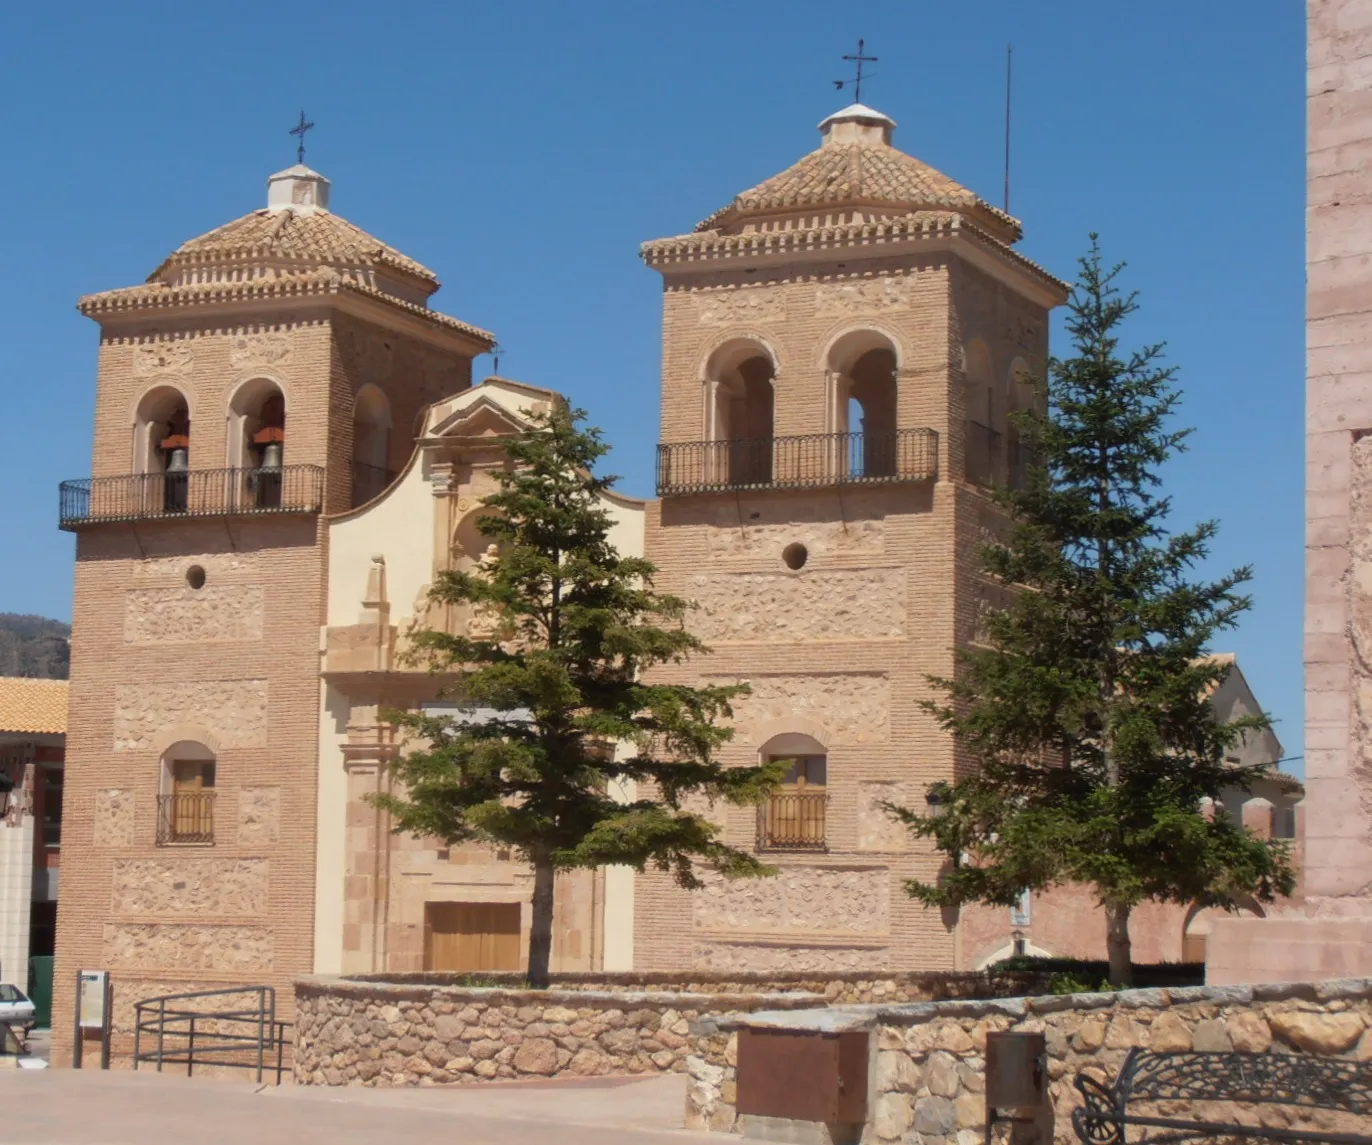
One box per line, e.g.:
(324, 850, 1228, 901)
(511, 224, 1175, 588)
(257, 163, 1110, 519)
(0, 819, 33, 987)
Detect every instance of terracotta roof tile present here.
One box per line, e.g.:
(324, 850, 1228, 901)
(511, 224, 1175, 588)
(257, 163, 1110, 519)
(698, 141, 1021, 242)
(157, 208, 438, 284)
(0, 677, 67, 736)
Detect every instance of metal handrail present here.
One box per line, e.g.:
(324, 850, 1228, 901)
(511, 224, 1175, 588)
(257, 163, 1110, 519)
(133, 986, 287, 1085)
(58, 464, 325, 529)
(657, 428, 938, 496)
(757, 790, 828, 851)
(156, 792, 215, 845)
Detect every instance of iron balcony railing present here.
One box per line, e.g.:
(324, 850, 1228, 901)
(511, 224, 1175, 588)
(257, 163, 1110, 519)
(351, 460, 397, 508)
(657, 428, 938, 496)
(58, 465, 325, 530)
(157, 792, 216, 845)
(757, 790, 828, 852)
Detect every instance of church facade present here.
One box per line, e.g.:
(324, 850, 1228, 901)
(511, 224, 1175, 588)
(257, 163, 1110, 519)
(51, 102, 1294, 1063)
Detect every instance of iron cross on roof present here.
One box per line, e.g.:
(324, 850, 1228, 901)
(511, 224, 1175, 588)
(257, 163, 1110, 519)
(834, 39, 878, 104)
(289, 110, 315, 165)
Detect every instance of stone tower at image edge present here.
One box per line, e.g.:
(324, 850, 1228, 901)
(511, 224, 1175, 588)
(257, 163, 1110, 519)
(634, 103, 1066, 973)
(50, 164, 493, 1064)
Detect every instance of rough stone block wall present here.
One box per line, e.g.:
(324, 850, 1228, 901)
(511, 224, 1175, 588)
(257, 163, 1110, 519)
(688, 978, 1372, 1141)
(292, 977, 825, 1086)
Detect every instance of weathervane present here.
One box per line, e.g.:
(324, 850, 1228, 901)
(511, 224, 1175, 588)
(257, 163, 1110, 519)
(289, 110, 315, 165)
(834, 39, 878, 104)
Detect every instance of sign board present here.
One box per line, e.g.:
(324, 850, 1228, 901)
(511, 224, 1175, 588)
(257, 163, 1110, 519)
(77, 970, 108, 1030)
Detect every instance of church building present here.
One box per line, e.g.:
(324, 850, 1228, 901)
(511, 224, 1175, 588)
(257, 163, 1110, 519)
(50, 101, 1294, 1064)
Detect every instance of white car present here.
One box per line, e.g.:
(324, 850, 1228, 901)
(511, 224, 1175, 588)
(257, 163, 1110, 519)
(0, 984, 35, 1035)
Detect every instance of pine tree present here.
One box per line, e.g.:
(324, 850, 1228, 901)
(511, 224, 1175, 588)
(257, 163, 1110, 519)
(373, 406, 781, 987)
(890, 238, 1295, 986)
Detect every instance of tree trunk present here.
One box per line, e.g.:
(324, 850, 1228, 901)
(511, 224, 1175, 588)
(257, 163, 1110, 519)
(527, 856, 556, 989)
(1105, 901, 1133, 988)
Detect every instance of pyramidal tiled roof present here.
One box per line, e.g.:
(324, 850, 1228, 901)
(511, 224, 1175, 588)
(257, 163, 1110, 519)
(695, 104, 1021, 243)
(155, 206, 438, 285)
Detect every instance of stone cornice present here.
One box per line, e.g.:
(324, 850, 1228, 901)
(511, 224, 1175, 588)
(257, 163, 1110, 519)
(78, 269, 496, 353)
(642, 212, 1069, 307)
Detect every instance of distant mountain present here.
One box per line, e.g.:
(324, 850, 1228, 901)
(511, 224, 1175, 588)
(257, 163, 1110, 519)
(0, 614, 70, 679)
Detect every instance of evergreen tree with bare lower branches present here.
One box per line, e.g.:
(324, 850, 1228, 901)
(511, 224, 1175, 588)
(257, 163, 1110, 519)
(887, 238, 1295, 986)
(372, 406, 781, 987)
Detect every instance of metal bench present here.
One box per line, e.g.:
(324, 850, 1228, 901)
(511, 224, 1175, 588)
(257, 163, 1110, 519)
(1073, 1048, 1372, 1145)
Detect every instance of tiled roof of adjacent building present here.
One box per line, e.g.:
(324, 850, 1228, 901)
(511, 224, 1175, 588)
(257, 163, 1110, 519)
(0, 677, 67, 736)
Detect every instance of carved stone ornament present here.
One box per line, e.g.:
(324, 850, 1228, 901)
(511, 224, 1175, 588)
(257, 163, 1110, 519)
(815, 276, 910, 316)
(696, 287, 786, 326)
(229, 333, 292, 369)
(133, 343, 194, 377)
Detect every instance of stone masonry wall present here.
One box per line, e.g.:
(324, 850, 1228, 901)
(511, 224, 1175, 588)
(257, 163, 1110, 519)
(688, 978, 1372, 1142)
(343, 970, 1051, 1006)
(293, 977, 825, 1086)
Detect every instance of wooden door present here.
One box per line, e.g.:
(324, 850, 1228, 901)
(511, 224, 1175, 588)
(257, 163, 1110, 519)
(424, 902, 521, 972)
(171, 760, 214, 838)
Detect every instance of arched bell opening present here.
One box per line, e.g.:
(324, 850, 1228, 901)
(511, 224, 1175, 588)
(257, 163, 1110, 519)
(704, 340, 776, 487)
(134, 385, 192, 513)
(352, 384, 394, 507)
(229, 378, 287, 509)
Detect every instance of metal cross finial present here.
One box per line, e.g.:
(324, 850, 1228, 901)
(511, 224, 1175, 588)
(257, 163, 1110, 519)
(289, 110, 315, 165)
(834, 38, 878, 104)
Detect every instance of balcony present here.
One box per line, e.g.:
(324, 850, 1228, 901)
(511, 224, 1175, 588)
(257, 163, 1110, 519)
(657, 429, 938, 497)
(58, 465, 325, 530)
(157, 792, 215, 845)
(756, 790, 828, 852)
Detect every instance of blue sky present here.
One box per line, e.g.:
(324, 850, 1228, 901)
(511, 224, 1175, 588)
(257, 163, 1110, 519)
(0, 2, 1304, 765)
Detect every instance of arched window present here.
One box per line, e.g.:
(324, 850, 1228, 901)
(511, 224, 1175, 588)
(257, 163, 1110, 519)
(757, 732, 827, 851)
(229, 379, 286, 508)
(963, 340, 996, 485)
(352, 384, 393, 506)
(705, 340, 775, 487)
(828, 331, 899, 477)
(157, 740, 216, 845)
(134, 386, 191, 513)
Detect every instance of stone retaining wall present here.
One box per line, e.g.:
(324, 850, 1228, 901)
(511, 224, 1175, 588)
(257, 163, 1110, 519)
(344, 970, 1051, 1006)
(689, 977, 1372, 1142)
(293, 975, 823, 1086)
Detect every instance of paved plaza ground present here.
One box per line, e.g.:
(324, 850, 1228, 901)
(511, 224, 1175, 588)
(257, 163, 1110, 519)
(0, 1067, 715, 1145)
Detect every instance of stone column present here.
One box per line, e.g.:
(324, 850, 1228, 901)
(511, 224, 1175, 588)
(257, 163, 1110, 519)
(340, 712, 397, 975)
(1208, 0, 1372, 983)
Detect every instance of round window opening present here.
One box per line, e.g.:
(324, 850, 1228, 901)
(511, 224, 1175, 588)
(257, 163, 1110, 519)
(782, 543, 808, 571)
(186, 565, 206, 590)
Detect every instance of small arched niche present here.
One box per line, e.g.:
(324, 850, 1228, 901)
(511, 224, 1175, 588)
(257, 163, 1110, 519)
(158, 740, 217, 845)
(134, 385, 192, 513)
(828, 330, 899, 477)
(757, 731, 827, 851)
(704, 339, 775, 487)
(229, 378, 287, 508)
(963, 339, 997, 485)
(352, 384, 394, 506)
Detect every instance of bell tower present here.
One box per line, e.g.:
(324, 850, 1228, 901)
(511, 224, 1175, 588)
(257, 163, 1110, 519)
(637, 103, 1068, 974)
(51, 162, 493, 1065)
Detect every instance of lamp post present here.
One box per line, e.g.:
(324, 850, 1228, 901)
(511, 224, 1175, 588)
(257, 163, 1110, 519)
(926, 784, 950, 819)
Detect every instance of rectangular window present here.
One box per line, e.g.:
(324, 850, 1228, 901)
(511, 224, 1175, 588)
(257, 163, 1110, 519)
(157, 760, 216, 845)
(757, 755, 827, 851)
(41, 768, 62, 848)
